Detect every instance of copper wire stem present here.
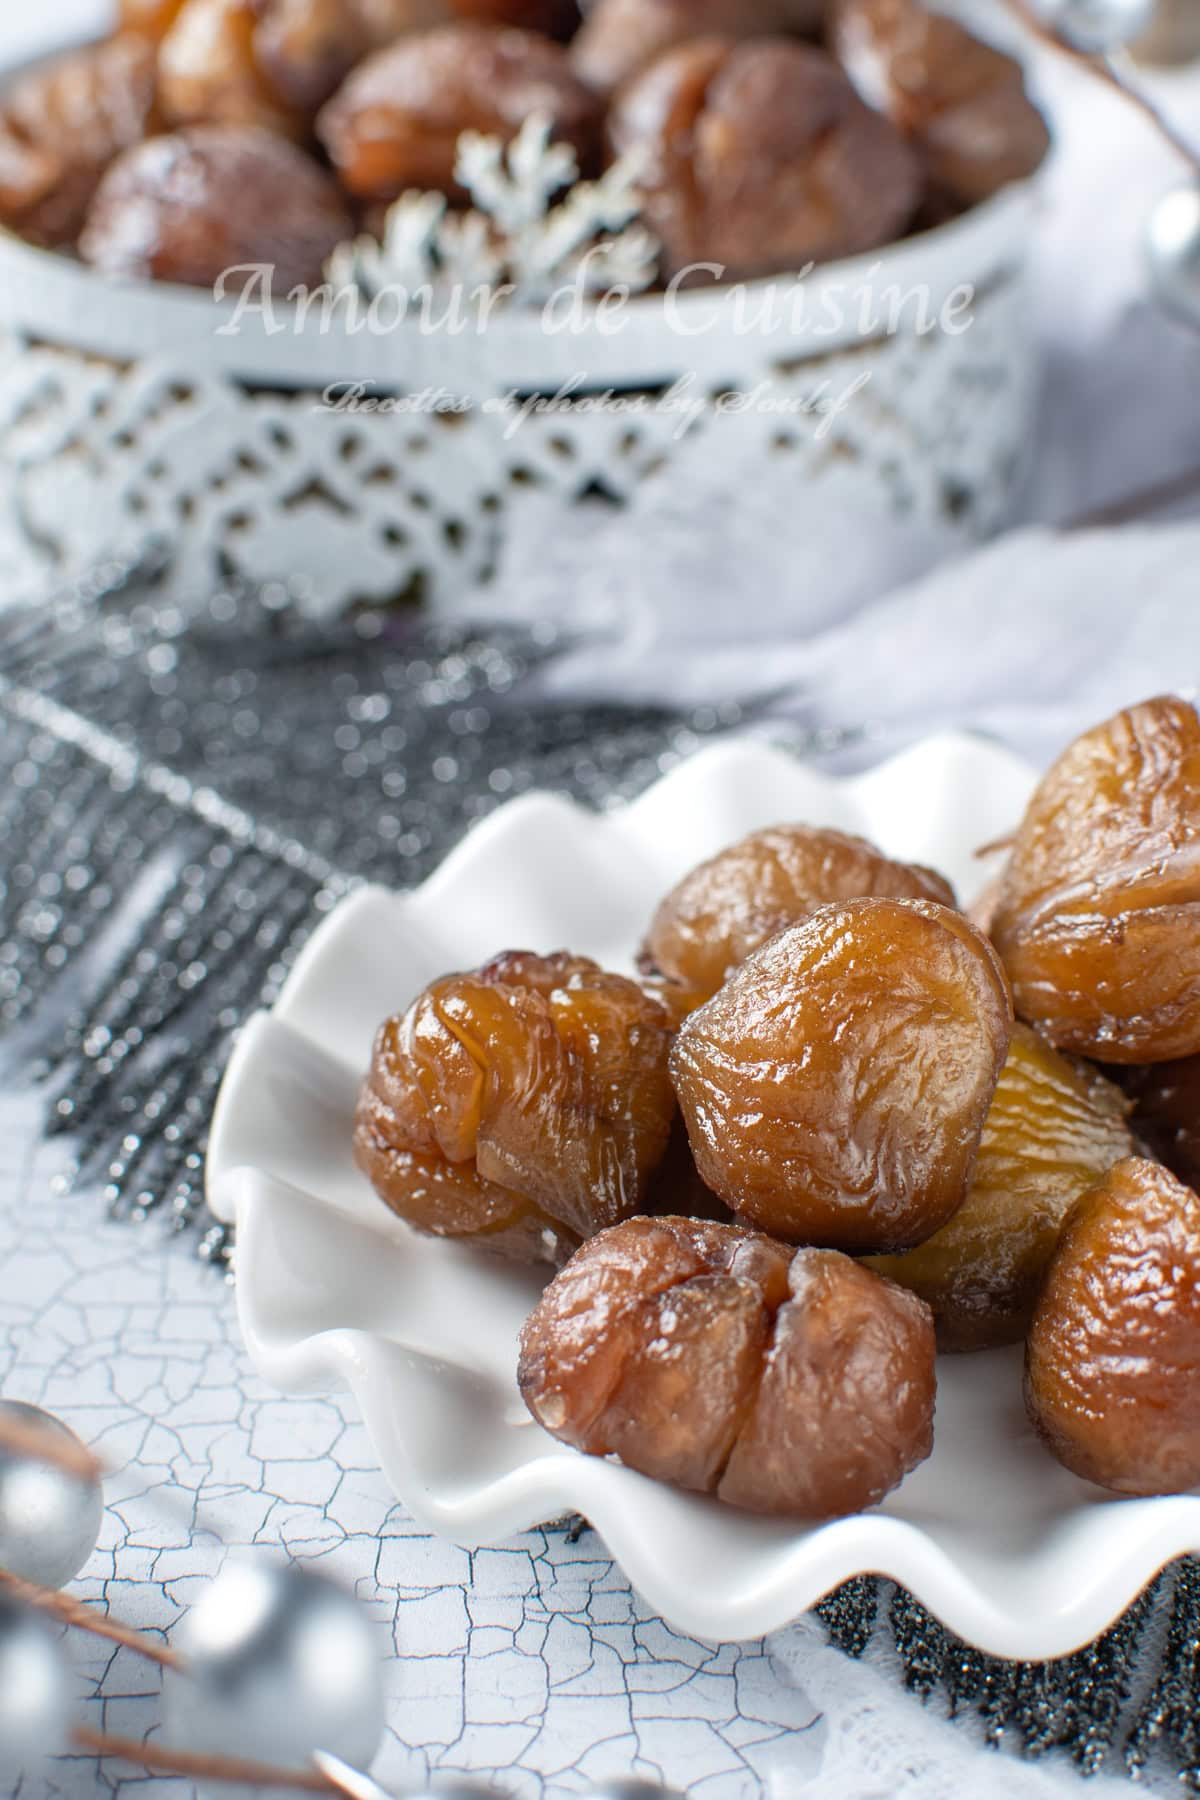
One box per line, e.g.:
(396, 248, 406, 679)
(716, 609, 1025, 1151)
(0, 1568, 183, 1669)
(71, 1727, 339, 1793)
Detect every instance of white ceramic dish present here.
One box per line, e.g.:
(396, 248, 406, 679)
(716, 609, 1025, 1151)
(207, 734, 1200, 1660)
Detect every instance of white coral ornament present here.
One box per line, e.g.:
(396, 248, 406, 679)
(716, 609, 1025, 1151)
(327, 112, 660, 308)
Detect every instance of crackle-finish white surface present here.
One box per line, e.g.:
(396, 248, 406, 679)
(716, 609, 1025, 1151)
(0, 1082, 1164, 1800)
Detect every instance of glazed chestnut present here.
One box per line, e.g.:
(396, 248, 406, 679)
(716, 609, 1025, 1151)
(1121, 1057, 1200, 1191)
(831, 0, 1050, 207)
(572, 0, 824, 94)
(1025, 1158, 1200, 1495)
(866, 1025, 1134, 1351)
(79, 127, 354, 291)
(317, 24, 602, 201)
(670, 897, 1012, 1253)
(158, 0, 309, 137)
(353, 951, 675, 1264)
(989, 697, 1200, 1064)
(518, 1216, 936, 1517)
(641, 824, 955, 1010)
(608, 38, 920, 281)
(0, 36, 159, 248)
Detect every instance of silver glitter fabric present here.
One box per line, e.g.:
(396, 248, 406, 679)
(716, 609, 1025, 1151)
(0, 554, 747, 1263)
(2, 553, 1198, 1781)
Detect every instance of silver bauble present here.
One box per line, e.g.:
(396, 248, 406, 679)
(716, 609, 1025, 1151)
(164, 1557, 384, 1772)
(0, 1401, 104, 1588)
(0, 1598, 71, 1775)
(1147, 183, 1200, 333)
(1030, 0, 1156, 51)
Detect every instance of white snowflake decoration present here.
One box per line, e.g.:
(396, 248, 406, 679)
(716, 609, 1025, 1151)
(327, 113, 660, 309)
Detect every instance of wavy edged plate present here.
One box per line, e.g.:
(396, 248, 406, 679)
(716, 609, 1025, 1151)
(207, 734, 1200, 1660)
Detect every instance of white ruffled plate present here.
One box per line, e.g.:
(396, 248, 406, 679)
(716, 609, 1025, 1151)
(207, 734, 1200, 1660)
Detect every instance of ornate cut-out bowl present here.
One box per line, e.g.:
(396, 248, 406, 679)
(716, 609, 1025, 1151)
(0, 180, 1036, 614)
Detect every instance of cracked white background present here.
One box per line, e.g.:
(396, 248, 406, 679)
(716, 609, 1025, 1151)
(0, 1083, 1165, 1800)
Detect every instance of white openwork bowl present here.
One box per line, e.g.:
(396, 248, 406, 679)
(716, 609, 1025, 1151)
(0, 180, 1037, 616)
(206, 733, 1200, 1660)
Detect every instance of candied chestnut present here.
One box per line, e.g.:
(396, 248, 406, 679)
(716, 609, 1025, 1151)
(0, 36, 159, 248)
(607, 37, 920, 281)
(866, 1025, 1133, 1351)
(572, 0, 824, 94)
(79, 127, 354, 291)
(641, 824, 955, 1010)
(354, 951, 675, 1263)
(519, 1216, 936, 1517)
(1121, 1057, 1200, 1191)
(317, 24, 602, 201)
(158, 0, 308, 137)
(989, 697, 1200, 1064)
(670, 897, 1012, 1253)
(1025, 1157, 1200, 1495)
(831, 0, 1050, 207)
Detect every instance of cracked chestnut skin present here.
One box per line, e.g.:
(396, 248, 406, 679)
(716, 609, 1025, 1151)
(866, 1024, 1134, 1351)
(989, 697, 1200, 1064)
(354, 951, 675, 1264)
(0, 36, 159, 248)
(80, 126, 354, 291)
(641, 823, 955, 1011)
(572, 0, 825, 94)
(607, 37, 920, 282)
(317, 24, 602, 201)
(670, 897, 1013, 1254)
(831, 0, 1050, 208)
(1025, 1158, 1200, 1496)
(519, 1216, 936, 1518)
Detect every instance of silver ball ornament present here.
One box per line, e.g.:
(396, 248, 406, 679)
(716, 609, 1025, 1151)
(0, 1401, 104, 1588)
(164, 1557, 384, 1772)
(1147, 182, 1200, 333)
(0, 1599, 71, 1776)
(1030, 0, 1156, 52)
